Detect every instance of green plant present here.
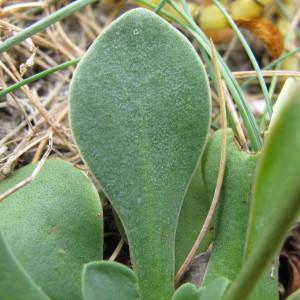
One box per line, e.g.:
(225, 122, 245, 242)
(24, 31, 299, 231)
(0, 160, 103, 299)
(2, 5, 300, 300)
(69, 8, 210, 300)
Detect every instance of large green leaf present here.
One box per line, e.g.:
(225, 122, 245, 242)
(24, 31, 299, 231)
(115, 158, 213, 273)
(0, 230, 49, 300)
(203, 130, 259, 283)
(224, 83, 300, 300)
(70, 8, 210, 300)
(0, 160, 103, 300)
(82, 261, 140, 300)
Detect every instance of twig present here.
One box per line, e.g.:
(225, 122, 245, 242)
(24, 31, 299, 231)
(0, 132, 53, 202)
(234, 70, 300, 79)
(224, 83, 248, 150)
(0, 0, 98, 54)
(0, 2, 46, 16)
(108, 239, 125, 261)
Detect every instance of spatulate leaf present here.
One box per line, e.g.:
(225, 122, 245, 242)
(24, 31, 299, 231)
(70, 8, 210, 300)
(82, 261, 140, 300)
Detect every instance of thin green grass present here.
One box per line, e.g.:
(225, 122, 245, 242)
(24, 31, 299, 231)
(0, 0, 97, 54)
(0, 58, 80, 98)
(213, 0, 273, 120)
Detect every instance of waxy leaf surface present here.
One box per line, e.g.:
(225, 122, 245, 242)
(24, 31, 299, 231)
(70, 8, 210, 300)
(203, 130, 258, 283)
(199, 277, 230, 300)
(82, 261, 140, 300)
(0, 160, 103, 300)
(0, 230, 49, 300)
(172, 283, 199, 300)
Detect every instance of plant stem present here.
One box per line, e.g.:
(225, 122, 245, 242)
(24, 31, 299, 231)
(0, 0, 98, 54)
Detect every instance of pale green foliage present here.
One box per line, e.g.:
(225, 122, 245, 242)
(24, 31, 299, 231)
(172, 277, 230, 300)
(0, 160, 103, 300)
(175, 160, 213, 271)
(0, 230, 49, 300)
(199, 277, 230, 300)
(82, 261, 139, 300)
(172, 283, 199, 300)
(70, 8, 210, 300)
(224, 83, 300, 300)
(203, 130, 259, 283)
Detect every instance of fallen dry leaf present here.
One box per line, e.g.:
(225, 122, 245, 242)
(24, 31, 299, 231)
(203, 28, 234, 43)
(236, 17, 284, 59)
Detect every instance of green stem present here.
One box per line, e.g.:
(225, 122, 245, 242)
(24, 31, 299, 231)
(154, 0, 170, 13)
(213, 0, 273, 119)
(178, 0, 192, 19)
(0, 58, 80, 97)
(0, 0, 98, 54)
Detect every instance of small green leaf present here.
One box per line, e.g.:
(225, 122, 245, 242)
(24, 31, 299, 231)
(0, 230, 49, 300)
(82, 261, 140, 300)
(199, 277, 230, 300)
(70, 8, 210, 300)
(203, 130, 259, 283)
(172, 283, 199, 300)
(224, 83, 300, 300)
(0, 160, 103, 300)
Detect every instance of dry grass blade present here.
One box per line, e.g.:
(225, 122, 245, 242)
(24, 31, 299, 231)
(0, 131, 53, 202)
(233, 70, 300, 79)
(109, 239, 125, 262)
(223, 83, 248, 150)
(0, 2, 46, 17)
